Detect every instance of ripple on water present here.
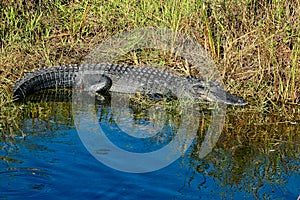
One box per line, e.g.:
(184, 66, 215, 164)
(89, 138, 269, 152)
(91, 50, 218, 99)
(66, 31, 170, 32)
(0, 167, 52, 198)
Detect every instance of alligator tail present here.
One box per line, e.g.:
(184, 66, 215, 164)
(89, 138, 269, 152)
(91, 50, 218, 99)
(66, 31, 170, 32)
(13, 65, 79, 100)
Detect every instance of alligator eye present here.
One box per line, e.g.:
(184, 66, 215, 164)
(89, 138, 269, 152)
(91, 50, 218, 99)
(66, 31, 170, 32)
(192, 85, 206, 94)
(192, 85, 205, 90)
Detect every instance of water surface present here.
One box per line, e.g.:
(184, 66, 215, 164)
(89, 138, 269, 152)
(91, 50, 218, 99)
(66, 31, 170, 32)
(1, 92, 299, 199)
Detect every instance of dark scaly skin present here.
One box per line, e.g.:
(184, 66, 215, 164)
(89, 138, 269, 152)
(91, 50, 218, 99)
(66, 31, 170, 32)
(13, 63, 248, 106)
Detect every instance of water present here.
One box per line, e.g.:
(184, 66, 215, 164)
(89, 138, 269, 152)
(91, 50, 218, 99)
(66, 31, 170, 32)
(1, 93, 299, 199)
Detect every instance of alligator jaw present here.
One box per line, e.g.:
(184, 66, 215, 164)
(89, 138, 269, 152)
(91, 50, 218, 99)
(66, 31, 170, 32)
(197, 90, 247, 106)
(212, 91, 248, 106)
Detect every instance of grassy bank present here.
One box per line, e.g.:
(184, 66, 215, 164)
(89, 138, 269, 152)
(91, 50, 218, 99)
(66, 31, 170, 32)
(0, 0, 299, 133)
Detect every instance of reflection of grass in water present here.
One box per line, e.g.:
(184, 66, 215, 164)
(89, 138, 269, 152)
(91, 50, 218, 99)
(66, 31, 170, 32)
(12, 101, 73, 138)
(16, 90, 74, 126)
(23, 101, 73, 124)
(189, 108, 299, 197)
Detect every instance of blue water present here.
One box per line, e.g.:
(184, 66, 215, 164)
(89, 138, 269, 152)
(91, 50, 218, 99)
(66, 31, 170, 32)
(0, 101, 299, 199)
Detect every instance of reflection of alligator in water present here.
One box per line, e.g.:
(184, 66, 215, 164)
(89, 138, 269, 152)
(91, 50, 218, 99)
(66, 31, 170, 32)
(13, 64, 247, 106)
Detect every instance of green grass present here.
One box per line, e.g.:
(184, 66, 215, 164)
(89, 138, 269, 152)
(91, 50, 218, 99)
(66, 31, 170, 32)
(0, 0, 299, 134)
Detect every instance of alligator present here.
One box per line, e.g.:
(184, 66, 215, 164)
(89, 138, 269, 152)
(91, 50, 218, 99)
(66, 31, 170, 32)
(13, 63, 248, 106)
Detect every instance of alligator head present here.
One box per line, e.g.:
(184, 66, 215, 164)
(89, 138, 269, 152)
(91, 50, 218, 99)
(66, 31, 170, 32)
(188, 76, 248, 106)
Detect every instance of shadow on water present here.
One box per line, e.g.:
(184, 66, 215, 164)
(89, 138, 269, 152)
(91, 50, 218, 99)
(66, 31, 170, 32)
(0, 90, 299, 199)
